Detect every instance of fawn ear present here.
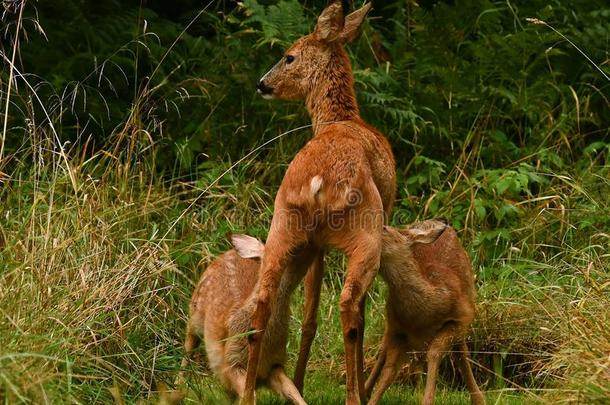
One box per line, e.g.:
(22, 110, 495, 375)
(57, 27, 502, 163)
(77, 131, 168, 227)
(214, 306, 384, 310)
(231, 234, 265, 259)
(400, 219, 447, 244)
(339, 3, 372, 43)
(314, 1, 345, 42)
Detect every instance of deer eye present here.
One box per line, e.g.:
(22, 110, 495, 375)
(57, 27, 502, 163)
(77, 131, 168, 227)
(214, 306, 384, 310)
(285, 55, 295, 64)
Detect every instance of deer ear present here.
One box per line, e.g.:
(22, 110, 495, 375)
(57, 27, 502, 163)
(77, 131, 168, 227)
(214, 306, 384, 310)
(231, 234, 265, 259)
(399, 219, 447, 244)
(339, 3, 372, 43)
(314, 1, 345, 42)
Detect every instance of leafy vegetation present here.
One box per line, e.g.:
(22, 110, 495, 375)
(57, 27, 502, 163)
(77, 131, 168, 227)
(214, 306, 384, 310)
(0, 0, 608, 403)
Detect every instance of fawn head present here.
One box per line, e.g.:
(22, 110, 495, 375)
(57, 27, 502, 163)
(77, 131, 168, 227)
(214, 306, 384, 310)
(256, 1, 371, 100)
(383, 219, 448, 260)
(399, 219, 448, 245)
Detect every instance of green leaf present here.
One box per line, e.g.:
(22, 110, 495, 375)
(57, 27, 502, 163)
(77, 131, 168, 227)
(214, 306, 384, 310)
(474, 198, 487, 220)
(495, 176, 513, 196)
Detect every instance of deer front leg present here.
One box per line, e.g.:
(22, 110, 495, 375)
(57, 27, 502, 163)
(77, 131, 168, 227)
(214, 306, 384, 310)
(339, 234, 381, 405)
(294, 252, 324, 394)
(242, 211, 310, 405)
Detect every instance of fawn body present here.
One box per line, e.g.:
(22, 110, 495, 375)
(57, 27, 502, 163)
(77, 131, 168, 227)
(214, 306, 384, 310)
(173, 235, 306, 405)
(365, 220, 485, 405)
(247, 2, 396, 404)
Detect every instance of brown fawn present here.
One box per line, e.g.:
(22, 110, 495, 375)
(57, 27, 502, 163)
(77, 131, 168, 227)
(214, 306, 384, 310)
(170, 234, 306, 405)
(247, 2, 395, 404)
(365, 220, 485, 405)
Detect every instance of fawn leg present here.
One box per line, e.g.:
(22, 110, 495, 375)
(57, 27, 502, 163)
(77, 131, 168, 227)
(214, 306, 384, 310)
(422, 325, 457, 405)
(226, 367, 248, 400)
(177, 328, 200, 384)
(364, 337, 387, 398)
(294, 252, 324, 394)
(268, 366, 308, 405)
(455, 341, 485, 405)
(367, 342, 404, 405)
(364, 349, 385, 401)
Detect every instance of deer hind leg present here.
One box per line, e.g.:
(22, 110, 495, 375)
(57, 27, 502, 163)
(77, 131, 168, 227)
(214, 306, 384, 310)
(455, 341, 485, 405)
(357, 296, 368, 403)
(268, 366, 308, 405)
(338, 231, 382, 405)
(422, 323, 459, 405)
(294, 252, 324, 394)
(242, 220, 308, 404)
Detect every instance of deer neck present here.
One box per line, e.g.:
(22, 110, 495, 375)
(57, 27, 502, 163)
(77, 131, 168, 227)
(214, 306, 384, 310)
(306, 48, 360, 133)
(379, 243, 425, 294)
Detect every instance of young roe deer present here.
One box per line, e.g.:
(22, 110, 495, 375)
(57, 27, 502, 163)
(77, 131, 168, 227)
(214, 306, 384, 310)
(247, 2, 396, 404)
(365, 220, 485, 405)
(170, 235, 306, 405)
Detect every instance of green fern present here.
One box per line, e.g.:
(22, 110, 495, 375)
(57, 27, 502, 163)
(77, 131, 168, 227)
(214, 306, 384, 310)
(239, 0, 309, 47)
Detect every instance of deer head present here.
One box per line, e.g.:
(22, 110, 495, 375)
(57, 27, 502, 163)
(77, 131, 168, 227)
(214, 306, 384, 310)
(256, 1, 372, 100)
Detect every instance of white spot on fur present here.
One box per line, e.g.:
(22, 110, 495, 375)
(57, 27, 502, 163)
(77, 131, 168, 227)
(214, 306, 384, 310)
(310, 175, 323, 197)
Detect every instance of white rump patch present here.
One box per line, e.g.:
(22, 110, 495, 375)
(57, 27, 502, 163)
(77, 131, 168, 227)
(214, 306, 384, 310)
(310, 175, 323, 197)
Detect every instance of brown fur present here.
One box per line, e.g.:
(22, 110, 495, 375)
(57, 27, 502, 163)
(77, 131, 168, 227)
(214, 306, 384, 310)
(169, 235, 306, 405)
(247, 2, 396, 404)
(364, 220, 485, 405)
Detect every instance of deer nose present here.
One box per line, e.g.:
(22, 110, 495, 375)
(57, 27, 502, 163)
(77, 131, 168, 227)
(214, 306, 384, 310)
(256, 80, 273, 96)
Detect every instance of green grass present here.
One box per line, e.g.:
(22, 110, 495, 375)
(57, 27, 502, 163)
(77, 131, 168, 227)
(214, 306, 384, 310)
(180, 369, 536, 404)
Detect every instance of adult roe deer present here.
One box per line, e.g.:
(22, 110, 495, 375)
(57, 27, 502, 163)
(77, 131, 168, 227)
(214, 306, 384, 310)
(247, 2, 396, 404)
(169, 234, 306, 405)
(365, 219, 485, 405)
